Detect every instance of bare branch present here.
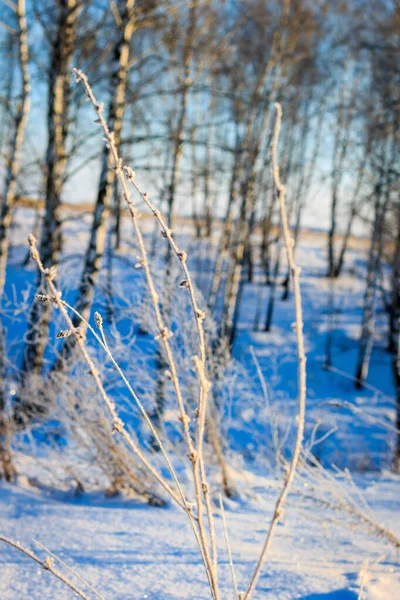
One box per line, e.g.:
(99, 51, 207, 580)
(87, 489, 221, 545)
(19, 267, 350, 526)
(0, 535, 91, 600)
(243, 102, 307, 600)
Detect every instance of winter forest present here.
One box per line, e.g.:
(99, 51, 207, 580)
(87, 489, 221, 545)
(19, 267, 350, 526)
(0, 0, 399, 598)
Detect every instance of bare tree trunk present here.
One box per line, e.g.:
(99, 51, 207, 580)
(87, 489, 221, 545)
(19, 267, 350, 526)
(355, 184, 388, 387)
(51, 0, 135, 373)
(355, 116, 397, 389)
(0, 34, 17, 155)
(264, 238, 281, 331)
(230, 182, 260, 343)
(392, 328, 400, 473)
(221, 173, 256, 341)
(16, 0, 79, 423)
(324, 275, 335, 369)
(327, 80, 356, 278)
(334, 140, 370, 278)
(190, 125, 202, 238)
(167, 0, 197, 230)
(220, 94, 277, 340)
(114, 181, 122, 251)
(210, 0, 289, 321)
(152, 0, 198, 433)
(388, 216, 400, 353)
(260, 187, 276, 286)
(105, 219, 115, 324)
(245, 239, 254, 283)
(72, 0, 134, 320)
(0, 0, 30, 297)
(334, 205, 357, 277)
(327, 189, 339, 279)
(254, 182, 276, 332)
(225, 86, 282, 338)
(0, 320, 16, 482)
(208, 141, 241, 311)
(203, 129, 213, 238)
(0, 0, 30, 479)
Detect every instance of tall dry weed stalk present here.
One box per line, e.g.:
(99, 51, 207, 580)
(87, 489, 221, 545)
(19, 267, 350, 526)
(0, 535, 98, 599)
(2, 77, 307, 599)
(241, 103, 307, 600)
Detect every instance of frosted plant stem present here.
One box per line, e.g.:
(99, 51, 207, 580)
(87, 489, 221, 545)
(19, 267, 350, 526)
(27, 236, 215, 594)
(0, 535, 92, 600)
(219, 494, 239, 599)
(54, 68, 219, 599)
(29, 239, 184, 511)
(125, 168, 218, 572)
(72, 67, 219, 599)
(243, 103, 307, 600)
(63, 301, 189, 498)
(358, 558, 369, 600)
(33, 539, 107, 600)
(249, 346, 280, 461)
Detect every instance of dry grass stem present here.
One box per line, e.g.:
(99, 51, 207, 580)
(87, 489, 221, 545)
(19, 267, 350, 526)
(33, 539, 107, 600)
(0, 535, 92, 600)
(28, 233, 216, 592)
(27, 237, 191, 515)
(243, 102, 307, 600)
(39, 67, 219, 598)
(300, 452, 400, 549)
(219, 494, 240, 599)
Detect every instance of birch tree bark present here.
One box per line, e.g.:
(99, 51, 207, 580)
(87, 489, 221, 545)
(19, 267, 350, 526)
(0, 0, 30, 481)
(51, 0, 135, 373)
(355, 182, 390, 387)
(327, 79, 358, 278)
(0, 0, 30, 297)
(166, 0, 197, 231)
(219, 0, 293, 342)
(334, 141, 370, 278)
(388, 215, 400, 354)
(208, 132, 241, 312)
(17, 0, 79, 420)
(392, 324, 400, 473)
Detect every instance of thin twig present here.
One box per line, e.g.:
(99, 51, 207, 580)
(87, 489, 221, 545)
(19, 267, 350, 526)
(249, 346, 281, 462)
(28, 237, 190, 516)
(243, 103, 307, 600)
(300, 452, 400, 549)
(33, 539, 107, 600)
(124, 167, 218, 573)
(358, 558, 369, 600)
(0, 0, 17, 13)
(72, 67, 219, 599)
(219, 494, 239, 600)
(0, 535, 91, 600)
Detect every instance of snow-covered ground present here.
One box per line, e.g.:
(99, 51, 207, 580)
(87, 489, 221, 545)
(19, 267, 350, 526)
(1, 469, 399, 599)
(0, 208, 399, 598)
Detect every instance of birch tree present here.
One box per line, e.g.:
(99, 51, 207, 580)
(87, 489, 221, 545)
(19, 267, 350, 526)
(52, 0, 136, 376)
(0, 0, 30, 297)
(17, 0, 79, 421)
(0, 0, 30, 480)
(355, 128, 396, 388)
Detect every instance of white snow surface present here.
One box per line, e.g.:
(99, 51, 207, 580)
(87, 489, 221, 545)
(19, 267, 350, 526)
(0, 470, 399, 599)
(1, 210, 399, 598)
